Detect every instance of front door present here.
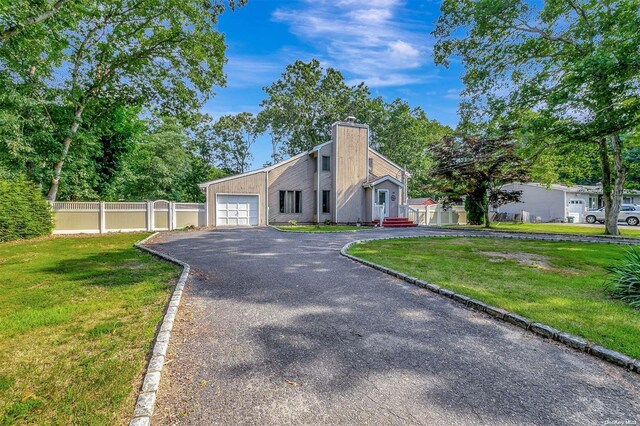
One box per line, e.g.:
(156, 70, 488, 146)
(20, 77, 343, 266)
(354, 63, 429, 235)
(377, 189, 389, 218)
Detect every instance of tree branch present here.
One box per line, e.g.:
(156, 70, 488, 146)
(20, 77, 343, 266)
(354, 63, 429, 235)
(0, 0, 70, 41)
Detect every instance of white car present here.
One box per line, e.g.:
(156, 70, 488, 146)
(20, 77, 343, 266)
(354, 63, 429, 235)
(584, 204, 640, 226)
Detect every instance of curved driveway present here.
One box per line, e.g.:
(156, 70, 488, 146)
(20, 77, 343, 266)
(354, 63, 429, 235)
(149, 227, 640, 425)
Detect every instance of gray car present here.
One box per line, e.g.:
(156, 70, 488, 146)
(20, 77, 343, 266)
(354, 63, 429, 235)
(585, 204, 640, 226)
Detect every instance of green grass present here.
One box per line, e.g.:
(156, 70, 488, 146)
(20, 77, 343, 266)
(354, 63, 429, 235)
(347, 237, 640, 359)
(0, 233, 179, 425)
(276, 225, 374, 232)
(446, 222, 640, 238)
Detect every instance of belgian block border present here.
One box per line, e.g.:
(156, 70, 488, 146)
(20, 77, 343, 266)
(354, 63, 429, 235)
(340, 235, 640, 375)
(130, 233, 191, 426)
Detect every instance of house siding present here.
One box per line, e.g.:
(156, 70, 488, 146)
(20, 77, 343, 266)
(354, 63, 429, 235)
(268, 154, 316, 223)
(499, 184, 566, 222)
(369, 149, 405, 206)
(333, 123, 369, 223)
(207, 173, 267, 226)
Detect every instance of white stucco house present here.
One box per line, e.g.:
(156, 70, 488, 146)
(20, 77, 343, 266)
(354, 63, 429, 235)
(497, 183, 640, 223)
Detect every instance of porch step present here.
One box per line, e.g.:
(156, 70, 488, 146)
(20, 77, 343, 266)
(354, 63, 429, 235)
(381, 217, 417, 228)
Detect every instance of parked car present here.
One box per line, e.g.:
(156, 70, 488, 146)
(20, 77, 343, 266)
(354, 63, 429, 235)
(585, 204, 640, 226)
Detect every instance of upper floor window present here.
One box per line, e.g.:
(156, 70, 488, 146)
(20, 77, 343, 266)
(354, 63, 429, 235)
(279, 190, 302, 214)
(368, 158, 373, 173)
(322, 156, 331, 171)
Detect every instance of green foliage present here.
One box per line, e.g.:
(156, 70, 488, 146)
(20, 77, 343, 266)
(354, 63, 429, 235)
(0, 178, 53, 242)
(260, 59, 372, 156)
(105, 117, 222, 202)
(433, 0, 640, 235)
(605, 247, 640, 309)
(213, 113, 258, 173)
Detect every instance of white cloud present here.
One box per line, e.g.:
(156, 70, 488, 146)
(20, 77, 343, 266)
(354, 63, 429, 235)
(272, 0, 429, 87)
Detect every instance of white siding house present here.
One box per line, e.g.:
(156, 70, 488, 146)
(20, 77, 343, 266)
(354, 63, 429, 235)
(497, 183, 640, 223)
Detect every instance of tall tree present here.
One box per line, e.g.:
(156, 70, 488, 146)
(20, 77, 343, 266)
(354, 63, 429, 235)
(428, 132, 529, 227)
(1, 0, 244, 201)
(213, 112, 258, 174)
(260, 59, 371, 155)
(433, 0, 640, 234)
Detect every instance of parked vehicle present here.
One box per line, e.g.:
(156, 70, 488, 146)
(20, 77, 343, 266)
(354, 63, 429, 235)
(585, 204, 640, 226)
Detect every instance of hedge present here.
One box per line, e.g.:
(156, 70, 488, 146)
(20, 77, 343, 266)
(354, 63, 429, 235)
(0, 179, 53, 242)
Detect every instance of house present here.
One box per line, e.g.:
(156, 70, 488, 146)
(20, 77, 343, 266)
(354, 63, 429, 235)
(497, 182, 640, 223)
(198, 119, 410, 226)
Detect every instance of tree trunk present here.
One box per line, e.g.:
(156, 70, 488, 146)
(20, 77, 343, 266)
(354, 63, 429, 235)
(483, 197, 491, 228)
(598, 136, 625, 235)
(47, 104, 85, 202)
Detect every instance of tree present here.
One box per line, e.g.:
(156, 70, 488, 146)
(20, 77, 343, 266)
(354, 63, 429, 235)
(212, 113, 258, 174)
(428, 132, 529, 227)
(1, 0, 244, 201)
(260, 59, 371, 156)
(433, 0, 640, 234)
(369, 98, 452, 197)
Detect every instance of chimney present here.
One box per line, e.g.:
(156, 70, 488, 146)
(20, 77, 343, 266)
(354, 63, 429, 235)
(345, 116, 356, 124)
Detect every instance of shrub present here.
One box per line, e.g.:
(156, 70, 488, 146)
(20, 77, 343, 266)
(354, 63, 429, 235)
(323, 219, 331, 225)
(605, 246, 640, 309)
(0, 178, 53, 242)
(288, 220, 297, 226)
(464, 194, 486, 225)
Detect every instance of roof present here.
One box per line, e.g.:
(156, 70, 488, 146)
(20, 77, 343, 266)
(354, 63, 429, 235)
(199, 140, 410, 188)
(363, 175, 404, 188)
(508, 182, 640, 196)
(407, 197, 437, 206)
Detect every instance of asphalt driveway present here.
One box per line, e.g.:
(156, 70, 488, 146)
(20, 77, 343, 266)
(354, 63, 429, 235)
(149, 227, 640, 425)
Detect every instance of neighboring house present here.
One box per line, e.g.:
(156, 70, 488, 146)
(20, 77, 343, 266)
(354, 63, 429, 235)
(198, 119, 409, 226)
(497, 182, 640, 223)
(407, 198, 437, 208)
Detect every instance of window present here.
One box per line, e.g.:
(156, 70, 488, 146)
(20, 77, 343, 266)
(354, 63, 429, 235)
(623, 197, 633, 204)
(368, 158, 373, 173)
(621, 205, 635, 211)
(279, 190, 302, 213)
(322, 156, 331, 171)
(322, 190, 330, 213)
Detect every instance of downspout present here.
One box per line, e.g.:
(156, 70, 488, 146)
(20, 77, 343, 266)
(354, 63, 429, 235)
(317, 154, 320, 224)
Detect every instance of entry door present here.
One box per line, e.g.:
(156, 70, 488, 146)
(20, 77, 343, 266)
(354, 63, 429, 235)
(216, 195, 259, 226)
(377, 189, 389, 218)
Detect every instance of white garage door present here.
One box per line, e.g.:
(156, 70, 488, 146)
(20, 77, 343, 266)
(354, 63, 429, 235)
(216, 195, 259, 226)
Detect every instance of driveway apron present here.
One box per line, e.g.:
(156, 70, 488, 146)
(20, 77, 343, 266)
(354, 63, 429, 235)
(149, 227, 640, 425)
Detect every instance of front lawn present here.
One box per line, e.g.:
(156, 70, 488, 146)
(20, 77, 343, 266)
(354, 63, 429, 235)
(0, 233, 178, 425)
(276, 225, 374, 232)
(446, 222, 640, 238)
(348, 237, 640, 359)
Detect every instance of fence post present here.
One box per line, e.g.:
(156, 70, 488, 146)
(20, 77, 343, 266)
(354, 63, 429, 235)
(146, 201, 153, 231)
(425, 207, 430, 226)
(99, 201, 106, 234)
(436, 206, 441, 226)
(448, 208, 453, 224)
(170, 202, 176, 230)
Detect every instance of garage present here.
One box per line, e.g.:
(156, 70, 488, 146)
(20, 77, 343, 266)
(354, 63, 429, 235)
(216, 194, 259, 226)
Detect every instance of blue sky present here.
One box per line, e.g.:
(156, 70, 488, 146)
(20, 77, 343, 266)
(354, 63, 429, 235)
(205, 0, 464, 169)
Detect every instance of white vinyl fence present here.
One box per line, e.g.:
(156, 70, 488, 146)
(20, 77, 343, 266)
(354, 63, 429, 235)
(52, 200, 206, 234)
(401, 204, 468, 226)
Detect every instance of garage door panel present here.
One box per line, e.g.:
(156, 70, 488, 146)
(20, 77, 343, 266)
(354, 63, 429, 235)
(216, 195, 259, 226)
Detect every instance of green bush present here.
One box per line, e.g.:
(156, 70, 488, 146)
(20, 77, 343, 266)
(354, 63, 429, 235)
(0, 179, 53, 242)
(605, 246, 640, 309)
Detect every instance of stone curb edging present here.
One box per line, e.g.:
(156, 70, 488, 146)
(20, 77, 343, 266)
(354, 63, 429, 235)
(339, 236, 640, 375)
(130, 233, 191, 426)
(431, 226, 640, 245)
